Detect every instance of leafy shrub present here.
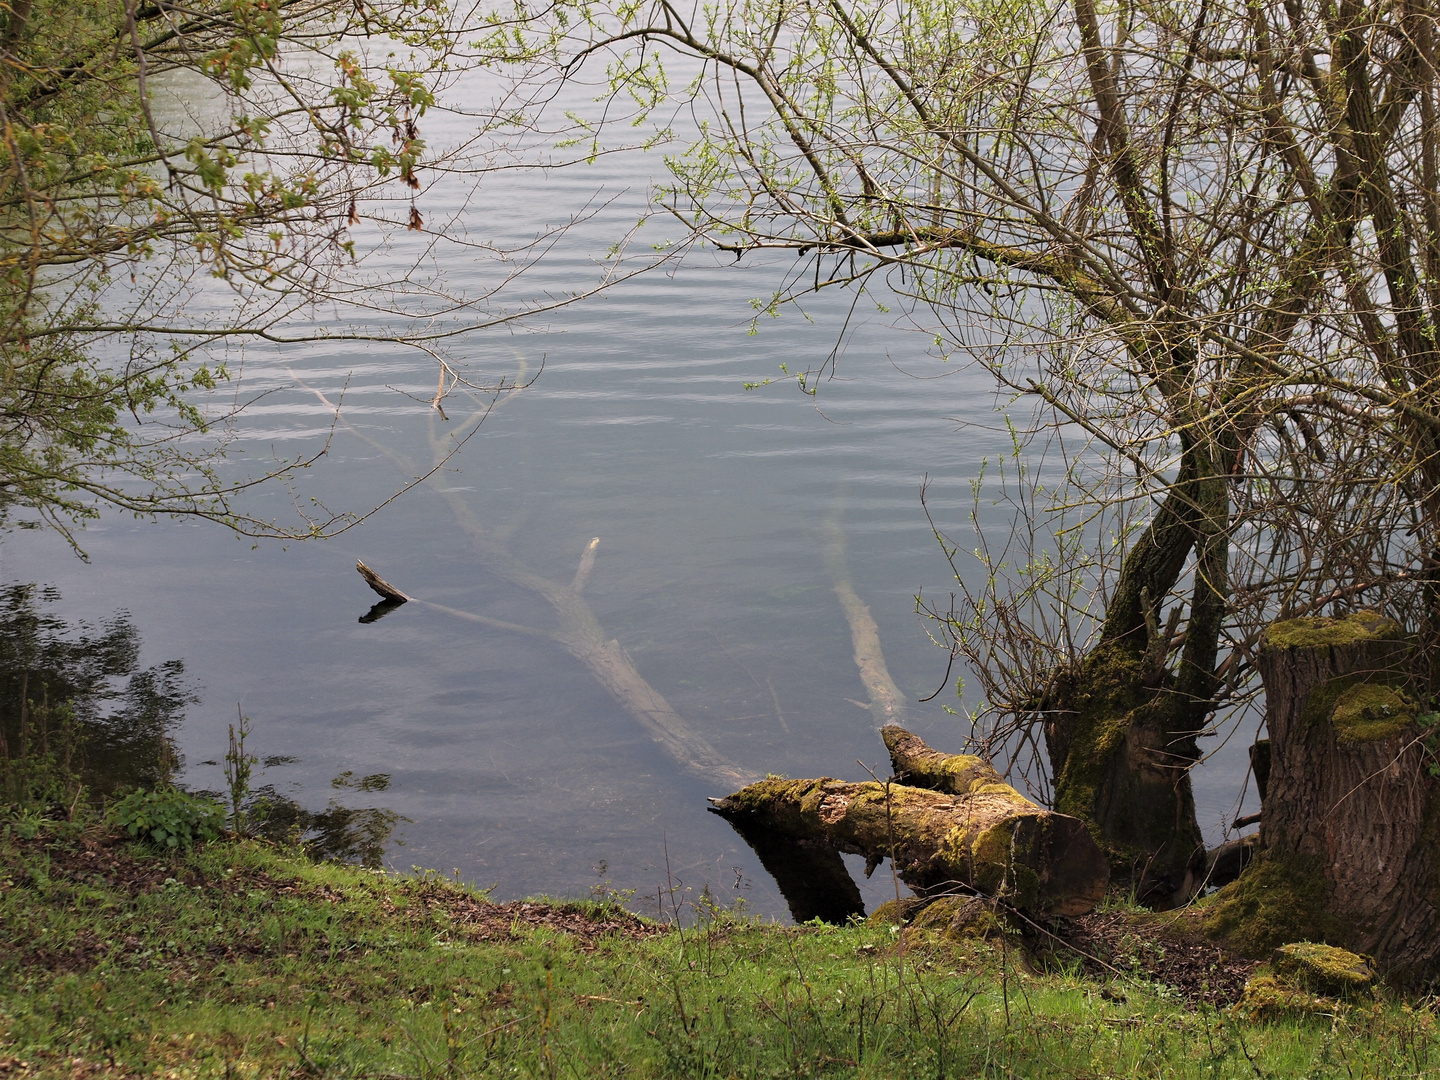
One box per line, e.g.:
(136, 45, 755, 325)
(5, 808, 48, 840)
(108, 788, 225, 850)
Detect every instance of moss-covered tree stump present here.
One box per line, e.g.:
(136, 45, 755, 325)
(1241, 610, 1440, 984)
(710, 729, 1109, 917)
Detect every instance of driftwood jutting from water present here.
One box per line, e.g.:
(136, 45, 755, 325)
(711, 727, 1109, 917)
(357, 562, 408, 603)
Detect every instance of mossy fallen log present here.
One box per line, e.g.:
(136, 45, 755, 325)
(710, 772, 1108, 916)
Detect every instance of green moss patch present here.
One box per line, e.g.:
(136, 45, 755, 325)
(1230, 944, 1376, 1021)
(867, 896, 927, 926)
(1202, 853, 1342, 957)
(1297, 673, 1417, 745)
(1263, 610, 1403, 650)
(1329, 682, 1414, 743)
(1232, 974, 1335, 1021)
(912, 753, 1031, 804)
(907, 895, 1003, 941)
(1272, 942, 1376, 997)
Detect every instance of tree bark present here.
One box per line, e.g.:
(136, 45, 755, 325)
(1045, 642, 1208, 907)
(710, 771, 1109, 917)
(1254, 610, 1440, 984)
(1, 0, 32, 50)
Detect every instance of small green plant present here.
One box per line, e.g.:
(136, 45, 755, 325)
(5, 806, 50, 840)
(225, 708, 258, 834)
(589, 859, 638, 907)
(108, 788, 225, 849)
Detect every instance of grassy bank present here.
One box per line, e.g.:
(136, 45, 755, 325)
(1, 822, 1436, 1079)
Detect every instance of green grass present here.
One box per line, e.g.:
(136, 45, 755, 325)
(2, 822, 1438, 1078)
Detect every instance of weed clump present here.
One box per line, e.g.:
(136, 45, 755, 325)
(107, 787, 225, 850)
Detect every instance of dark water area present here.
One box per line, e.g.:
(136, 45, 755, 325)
(0, 72, 1261, 918)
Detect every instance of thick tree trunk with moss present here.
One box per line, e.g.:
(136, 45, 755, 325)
(1046, 644, 1207, 908)
(1246, 610, 1440, 984)
(1041, 466, 1225, 908)
(710, 759, 1109, 917)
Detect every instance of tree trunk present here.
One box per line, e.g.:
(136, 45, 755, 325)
(710, 768, 1109, 917)
(1042, 462, 1222, 908)
(1, 0, 32, 50)
(1252, 609, 1440, 984)
(1045, 636, 1208, 907)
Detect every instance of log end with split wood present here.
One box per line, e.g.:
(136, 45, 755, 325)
(710, 727, 1109, 919)
(1204, 610, 1440, 986)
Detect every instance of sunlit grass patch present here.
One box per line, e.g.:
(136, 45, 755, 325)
(3, 824, 1439, 1078)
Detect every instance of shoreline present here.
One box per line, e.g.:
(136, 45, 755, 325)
(0, 824, 1429, 1078)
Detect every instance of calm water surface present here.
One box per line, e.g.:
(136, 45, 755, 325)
(3, 70, 1258, 916)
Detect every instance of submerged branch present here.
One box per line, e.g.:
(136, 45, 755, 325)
(822, 513, 908, 727)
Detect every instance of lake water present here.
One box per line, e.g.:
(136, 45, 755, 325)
(2, 66, 1259, 917)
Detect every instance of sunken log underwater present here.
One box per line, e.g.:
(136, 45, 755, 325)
(710, 726, 1110, 922)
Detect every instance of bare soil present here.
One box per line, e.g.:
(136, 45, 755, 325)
(1046, 909, 1261, 1008)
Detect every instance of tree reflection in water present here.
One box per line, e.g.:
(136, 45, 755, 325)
(0, 583, 404, 866)
(239, 770, 406, 869)
(0, 583, 192, 805)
